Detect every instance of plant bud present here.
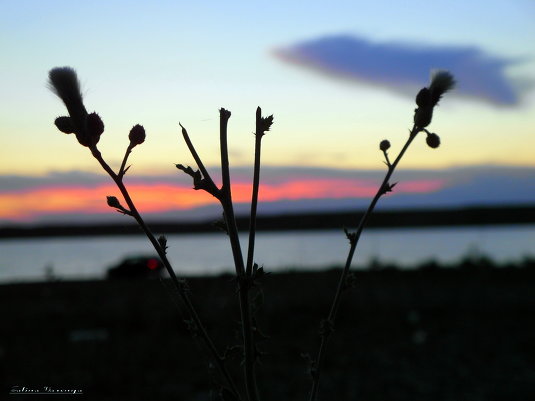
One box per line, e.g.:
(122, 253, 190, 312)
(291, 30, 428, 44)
(157, 235, 168, 253)
(256, 106, 274, 134)
(379, 139, 391, 151)
(129, 124, 146, 146)
(220, 108, 231, 119)
(106, 196, 122, 209)
(414, 106, 433, 129)
(74, 112, 104, 147)
(54, 116, 75, 134)
(415, 88, 432, 107)
(85, 112, 104, 145)
(426, 132, 441, 148)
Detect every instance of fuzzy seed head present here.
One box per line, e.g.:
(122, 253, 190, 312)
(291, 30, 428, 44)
(48, 67, 83, 107)
(429, 70, 456, 106)
(48, 67, 98, 147)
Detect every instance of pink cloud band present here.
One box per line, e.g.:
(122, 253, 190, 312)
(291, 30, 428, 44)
(0, 178, 444, 221)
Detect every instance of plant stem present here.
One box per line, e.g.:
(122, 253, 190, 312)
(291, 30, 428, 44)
(180, 123, 220, 197)
(218, 110, 246, 276)
(218, 109, 259, 401)
(308, 125, 420, 401)
(89, 145, 241, 400)
(245, 131, 264, 276)
(118, 143, 134, 179)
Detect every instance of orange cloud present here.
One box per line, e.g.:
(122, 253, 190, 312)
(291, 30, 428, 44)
(0, 178, 444, 221)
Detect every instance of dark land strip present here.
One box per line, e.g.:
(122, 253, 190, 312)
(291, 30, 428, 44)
(1, 204, 535, 238)
(2, 267, 535, 400)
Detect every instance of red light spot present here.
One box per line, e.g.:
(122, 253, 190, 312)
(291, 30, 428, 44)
(146, 258, 159, 270)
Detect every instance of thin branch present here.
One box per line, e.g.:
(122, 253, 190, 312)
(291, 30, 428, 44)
(245, 108, 266, 277)
(118, 143, 134, 179)
(218, 109, 246, 276)
(308, 126, 421, 401)
(217, 109, 259, 401)
(219, 109, 232, 196)
(89, 145, 241, 401)
(179, 123, 220, 197)
(382, 150, 391, 168)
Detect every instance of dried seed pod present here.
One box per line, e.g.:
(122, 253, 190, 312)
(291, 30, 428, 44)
(414, 106, 433, 129)
(83, 112, 104, 146)
(415, 87, 432, 108)
(129, 124, 146, 146)
(379, 139, 391, 151)
(106, 196, 122, 209)
(54, 116, 75, 134)
(426, 132, 441, 148)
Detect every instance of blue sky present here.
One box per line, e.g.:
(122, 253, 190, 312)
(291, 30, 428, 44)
(0, 0, 534, 222)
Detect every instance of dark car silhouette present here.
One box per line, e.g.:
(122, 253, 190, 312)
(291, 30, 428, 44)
(106, 255, 164, 279)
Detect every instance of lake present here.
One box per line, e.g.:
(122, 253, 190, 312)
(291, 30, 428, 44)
(0, 225, 534, 283)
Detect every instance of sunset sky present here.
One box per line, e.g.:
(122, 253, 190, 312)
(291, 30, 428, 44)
(1, 1, 534, 223)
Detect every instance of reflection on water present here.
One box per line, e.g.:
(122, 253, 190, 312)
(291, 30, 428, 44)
(1, 225, 534, 282)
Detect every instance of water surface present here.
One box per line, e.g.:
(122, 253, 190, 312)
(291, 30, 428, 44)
(1, 225, 533, 283)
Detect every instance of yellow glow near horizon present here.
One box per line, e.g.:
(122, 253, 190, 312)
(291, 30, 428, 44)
(1, 1, 534, 177)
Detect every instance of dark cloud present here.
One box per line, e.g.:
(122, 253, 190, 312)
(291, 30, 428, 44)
(0, 170, 195, 192)
(0, 171, 108, 191)
(274, 35, 521, 105)
(1, 164, 534, 200)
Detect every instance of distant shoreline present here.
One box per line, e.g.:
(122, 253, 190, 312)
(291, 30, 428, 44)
(1, 204, 534, 238)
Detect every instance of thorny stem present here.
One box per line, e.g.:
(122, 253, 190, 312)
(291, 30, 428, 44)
(308, 125, 421, 401)
(89, 145, 241, 401)
(245, 129, 264, 276)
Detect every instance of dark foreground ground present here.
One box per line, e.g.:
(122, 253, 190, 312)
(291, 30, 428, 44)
(2, 264, 535, 401)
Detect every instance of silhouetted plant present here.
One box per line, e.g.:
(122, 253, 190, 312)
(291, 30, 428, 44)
(176, 107, 272, 401)
(48, 67, 241, 400)
(49, 66, 454, 401)
(307, 70, 455, 401)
